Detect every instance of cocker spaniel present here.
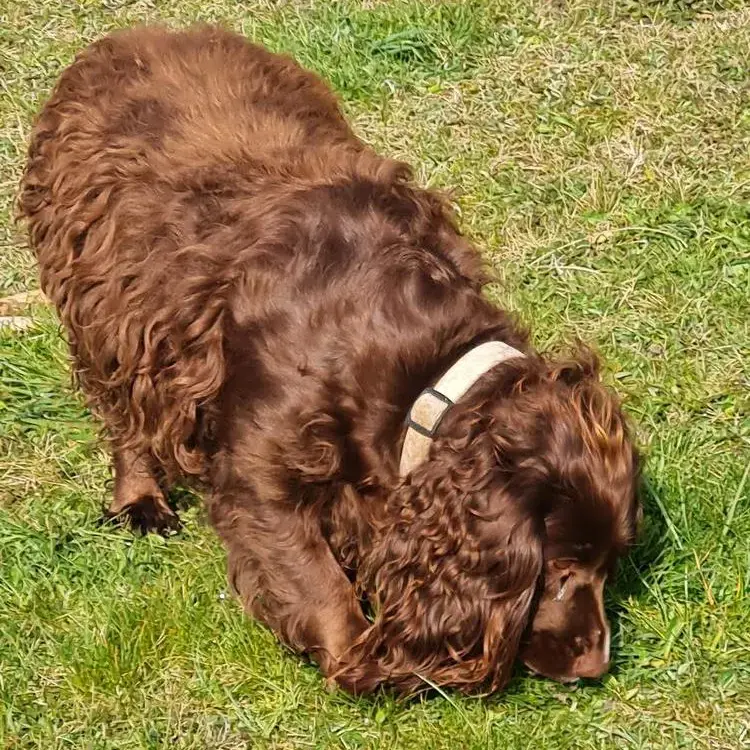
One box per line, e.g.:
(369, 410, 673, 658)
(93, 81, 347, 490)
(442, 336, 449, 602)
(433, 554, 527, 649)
(20, 25, 641, 695)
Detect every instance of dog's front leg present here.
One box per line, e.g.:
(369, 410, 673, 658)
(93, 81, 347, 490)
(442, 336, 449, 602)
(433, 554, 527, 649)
(209, 487, 370, 684)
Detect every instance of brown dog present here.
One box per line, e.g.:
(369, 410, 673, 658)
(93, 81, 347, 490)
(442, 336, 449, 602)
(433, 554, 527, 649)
(19, 25, 641, 694)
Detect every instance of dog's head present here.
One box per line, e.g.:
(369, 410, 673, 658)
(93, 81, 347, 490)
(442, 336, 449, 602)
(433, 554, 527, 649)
(343, 350, 640, 694)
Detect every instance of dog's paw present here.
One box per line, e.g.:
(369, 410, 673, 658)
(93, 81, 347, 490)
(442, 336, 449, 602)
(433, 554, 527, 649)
(101, 494, 182, 536)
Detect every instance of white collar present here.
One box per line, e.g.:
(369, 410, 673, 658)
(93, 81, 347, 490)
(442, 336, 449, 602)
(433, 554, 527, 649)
(399, 341, 525, 476)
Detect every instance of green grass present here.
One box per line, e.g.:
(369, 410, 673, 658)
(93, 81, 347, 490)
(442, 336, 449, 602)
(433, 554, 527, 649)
(1, 0, 749, 747)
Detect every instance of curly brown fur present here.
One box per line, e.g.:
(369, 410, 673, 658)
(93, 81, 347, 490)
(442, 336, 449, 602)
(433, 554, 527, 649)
(19, 25, 641, 695)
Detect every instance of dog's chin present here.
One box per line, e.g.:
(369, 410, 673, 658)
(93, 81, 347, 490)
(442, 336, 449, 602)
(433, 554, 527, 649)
(522, 659, 580, 684)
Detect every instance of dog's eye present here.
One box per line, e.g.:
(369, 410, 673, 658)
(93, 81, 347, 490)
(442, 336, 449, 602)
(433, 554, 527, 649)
(554, 573, 571, 601)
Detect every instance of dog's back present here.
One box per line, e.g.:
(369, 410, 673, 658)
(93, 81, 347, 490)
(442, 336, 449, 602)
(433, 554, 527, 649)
(26, 25, 352, 186)
(18, 25, 360, 477)
(21, 25, 356, 291)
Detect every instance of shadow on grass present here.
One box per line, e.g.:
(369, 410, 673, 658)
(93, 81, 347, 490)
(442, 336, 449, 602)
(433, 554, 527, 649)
(604, 472, 674, 678)
(612, 474, 669, 599)
(168, 484, 204, 516)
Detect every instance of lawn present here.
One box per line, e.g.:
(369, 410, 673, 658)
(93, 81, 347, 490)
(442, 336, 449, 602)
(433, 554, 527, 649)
(1, 1, 749, 748)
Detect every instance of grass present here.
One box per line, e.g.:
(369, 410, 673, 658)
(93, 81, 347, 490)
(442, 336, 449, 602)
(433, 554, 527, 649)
(1, 0, 749, 747)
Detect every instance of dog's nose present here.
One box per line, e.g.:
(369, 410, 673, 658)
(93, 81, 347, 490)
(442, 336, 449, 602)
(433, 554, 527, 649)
(571, 649, 609, 679)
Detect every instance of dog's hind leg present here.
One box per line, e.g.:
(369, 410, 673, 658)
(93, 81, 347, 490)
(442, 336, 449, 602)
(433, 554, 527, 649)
(104, 445, 181, 535)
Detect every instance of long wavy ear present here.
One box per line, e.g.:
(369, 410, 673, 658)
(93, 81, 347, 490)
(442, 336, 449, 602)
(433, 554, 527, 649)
(334, 416, 544, 695)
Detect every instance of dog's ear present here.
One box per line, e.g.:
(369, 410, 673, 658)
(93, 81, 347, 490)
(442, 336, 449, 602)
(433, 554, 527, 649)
(335, 418, 544, 694)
